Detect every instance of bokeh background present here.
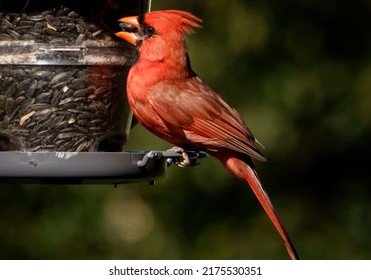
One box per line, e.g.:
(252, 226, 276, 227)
(1, 0, 371, 259)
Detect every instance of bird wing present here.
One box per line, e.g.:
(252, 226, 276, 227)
(146, 76, 266, 161)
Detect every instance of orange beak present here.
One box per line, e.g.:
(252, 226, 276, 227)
(115, 16, 140, 46)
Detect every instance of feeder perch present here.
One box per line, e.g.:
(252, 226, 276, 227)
(0, 0, 206, 184)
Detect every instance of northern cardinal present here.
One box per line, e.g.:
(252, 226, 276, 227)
(116, 10, 299, 259)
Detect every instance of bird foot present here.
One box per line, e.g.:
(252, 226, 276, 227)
(167, 147, 199, 167)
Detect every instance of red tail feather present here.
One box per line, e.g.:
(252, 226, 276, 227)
(220, 156, 299, 260)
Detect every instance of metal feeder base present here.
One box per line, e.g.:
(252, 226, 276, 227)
(0, 150, 208, 185)
(0, 151, 165, 185)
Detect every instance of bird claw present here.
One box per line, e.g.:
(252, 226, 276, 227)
(167, 147, 199, 167)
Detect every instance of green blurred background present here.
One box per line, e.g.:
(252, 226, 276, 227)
(1, 0, 371, 259)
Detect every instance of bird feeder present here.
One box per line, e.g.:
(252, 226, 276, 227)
(0, 0, 205, 184)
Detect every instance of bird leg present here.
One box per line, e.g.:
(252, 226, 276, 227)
(167, 146, 199, 167)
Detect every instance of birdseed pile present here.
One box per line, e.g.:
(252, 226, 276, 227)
(0, 6, 131, 152)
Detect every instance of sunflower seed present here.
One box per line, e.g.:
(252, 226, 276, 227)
(19, 98, 35, 112)
(58, 97, 74, 105)
(50, 71, 72, 85)
(27, 15, 45, 21)
(25, 80, 37, 97)
(35, 91, 52, 102)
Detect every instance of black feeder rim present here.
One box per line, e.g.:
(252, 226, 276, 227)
(0, 150, 208, 185)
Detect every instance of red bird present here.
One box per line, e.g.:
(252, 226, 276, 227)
(116, 10, 299, 259)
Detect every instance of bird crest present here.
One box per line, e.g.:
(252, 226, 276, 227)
(143, 10, 202, 36)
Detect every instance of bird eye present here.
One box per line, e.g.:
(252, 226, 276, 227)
(144, 25, 155, 37)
